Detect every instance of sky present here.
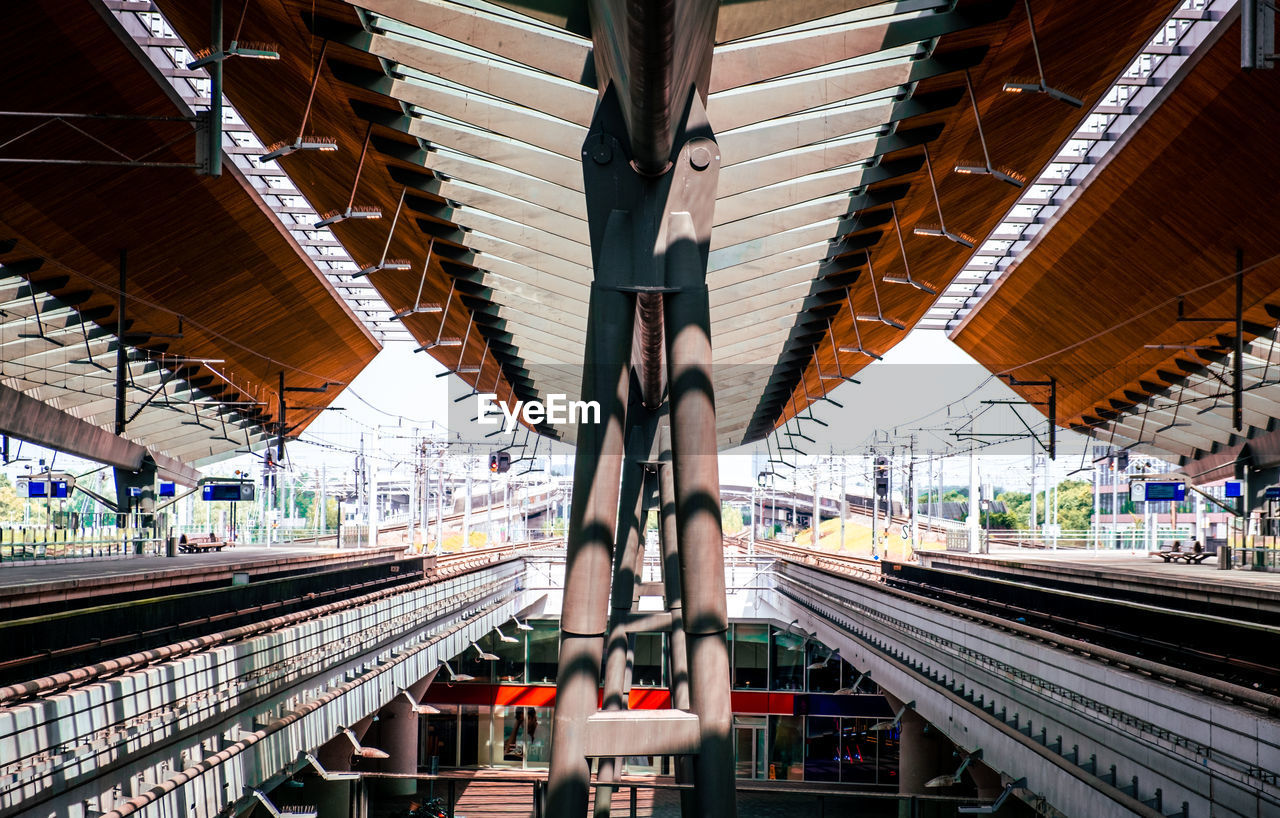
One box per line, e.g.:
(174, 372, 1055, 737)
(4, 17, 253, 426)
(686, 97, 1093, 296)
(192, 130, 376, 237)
(267, 327, 1094, 497)
(2, 327, 1096, 500)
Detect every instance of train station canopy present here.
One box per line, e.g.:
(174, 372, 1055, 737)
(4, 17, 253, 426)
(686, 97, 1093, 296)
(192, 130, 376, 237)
(1, 0, 1233, 467)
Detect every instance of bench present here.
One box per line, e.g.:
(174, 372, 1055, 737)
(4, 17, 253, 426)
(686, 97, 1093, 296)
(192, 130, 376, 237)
(178, 536, 229, 553)
(1181, 543, 1212, 564)
(1149, 542, 1211, 564)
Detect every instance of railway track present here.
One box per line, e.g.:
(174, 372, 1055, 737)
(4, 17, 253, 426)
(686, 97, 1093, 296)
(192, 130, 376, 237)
(0, 540, 559, 694)
(748, 540, 1280, 707)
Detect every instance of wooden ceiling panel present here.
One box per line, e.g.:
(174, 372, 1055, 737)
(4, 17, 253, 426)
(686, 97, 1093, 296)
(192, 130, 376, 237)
(153, 0, 528, 410)
(0, 0, 380, 448)
(952, 22, 1280, 441)
(776, 0, 1176, 430)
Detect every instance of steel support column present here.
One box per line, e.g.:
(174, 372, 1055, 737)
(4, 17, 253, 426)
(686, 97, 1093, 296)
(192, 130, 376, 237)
(548, 83, 731, 817)
(596, 394, 655, 817)
(546, 206, 637, 817)
(657, 435, 696, 815)
(661, 130, 734, 818)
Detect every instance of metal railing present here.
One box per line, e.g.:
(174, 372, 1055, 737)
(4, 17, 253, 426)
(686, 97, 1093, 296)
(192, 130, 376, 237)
(986, 526, 1195, 551)
(0, 527, 163, 564)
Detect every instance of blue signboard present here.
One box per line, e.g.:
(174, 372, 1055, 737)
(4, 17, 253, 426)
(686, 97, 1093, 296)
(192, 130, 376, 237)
(1143, 482, 1186, 502)
(202, 483, 252, 502)
(27, 481, 47, 498)
(50, 480, 69, 499)
(159, 482, 176, 497)
(1224, 481, 1243, 498)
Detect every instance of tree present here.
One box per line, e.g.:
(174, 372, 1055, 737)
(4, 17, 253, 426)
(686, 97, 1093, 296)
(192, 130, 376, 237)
(0, 474, 24, 523)
(1056, 480, 1094, 531)
(721, 504, 743, 535)
(996, 481, 1094, 531)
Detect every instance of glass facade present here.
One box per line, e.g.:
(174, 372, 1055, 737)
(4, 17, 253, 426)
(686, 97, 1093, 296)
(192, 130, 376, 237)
(768, 715, 805, 781)
(424, 620, 895, 783)
(632, 632, 665, 688)
(770, 628, 806, 691)
(732, 623, 769, 689)
(421, 704, 458, 767)
(526, 620, 559, 683)
(438, 621, 878, 693)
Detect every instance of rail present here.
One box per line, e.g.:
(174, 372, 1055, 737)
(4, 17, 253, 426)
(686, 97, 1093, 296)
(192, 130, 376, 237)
(0, 548, 544, 816)
(739, 537, 883, 582)
(0, 539, 557, 705)
(351, 772, 981, 818)
(773, 564, 1280, 816)
(760, 545, 1280, 716)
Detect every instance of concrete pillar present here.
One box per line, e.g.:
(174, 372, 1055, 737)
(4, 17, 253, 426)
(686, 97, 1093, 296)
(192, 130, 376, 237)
(897, 709, 935, 795)
(883, 694, 946, 797)
(304, 779, 352, 818)
(967, 450, 979, 552)
(114, 458, 157, 551)
(968, 760, 1005, 800)
(373, 695, 419, 796)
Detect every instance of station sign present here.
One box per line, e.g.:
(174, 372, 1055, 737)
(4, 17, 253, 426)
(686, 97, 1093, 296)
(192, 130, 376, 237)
(1129, 480, 1186, 503)
(17, 474, 74, 499)
(1264, 485, 1280, 501)
(1224, 481, 1243, 498)
(201, 482, 255, 502)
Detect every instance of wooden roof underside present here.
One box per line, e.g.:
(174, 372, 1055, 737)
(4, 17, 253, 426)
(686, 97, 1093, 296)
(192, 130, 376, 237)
(0, 0, 379, 465)
(952, 20, 1280, 467)
(154, 0, 1172, 448)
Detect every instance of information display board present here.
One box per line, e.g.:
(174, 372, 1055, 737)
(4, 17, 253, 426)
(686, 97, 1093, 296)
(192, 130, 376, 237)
(202, 483, 254, 502)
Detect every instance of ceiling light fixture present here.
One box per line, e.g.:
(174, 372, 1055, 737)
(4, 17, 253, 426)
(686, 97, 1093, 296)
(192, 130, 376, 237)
(260, 40, 334, 161)
(188, 0, 279, 68)
(882, 201, 938, 294)
(392, 253, 443, 320)
(315, 124, 381, 228)
(914, 145, 976, 248)
(854, 255, 907, 329)
(954, 70, 1026, 187)
(1002, 0, 1083, 107)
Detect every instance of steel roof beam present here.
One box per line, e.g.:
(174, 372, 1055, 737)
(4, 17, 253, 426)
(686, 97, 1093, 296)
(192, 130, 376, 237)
(706, 45, 979, 131)
(587, 0, 718, 173)
(463, 228, 593, 279)
(712, 156, 922, 224)
(354, 0, 594, 82)
(363, 70, 588, 158)
(377, 139, 588, 219)
(717, 90, 954, 167)
(472, 267, 590, 309)
(708, 2, 1004, 93)
(719, 125, 938, 197)
(355, 29, 595, 126)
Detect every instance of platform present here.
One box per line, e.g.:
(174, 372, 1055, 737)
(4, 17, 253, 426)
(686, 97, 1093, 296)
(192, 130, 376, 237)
(0, 544, 410, 610)
(918, 547, 1280, 618)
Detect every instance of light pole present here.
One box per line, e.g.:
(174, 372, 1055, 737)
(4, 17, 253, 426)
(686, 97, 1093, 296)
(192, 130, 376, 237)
(754, 470, 771, 556)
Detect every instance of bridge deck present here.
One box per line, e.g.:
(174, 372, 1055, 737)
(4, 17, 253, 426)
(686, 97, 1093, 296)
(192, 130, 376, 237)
(920, 548, 1280, 616)
(0, 544, 408, 609)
